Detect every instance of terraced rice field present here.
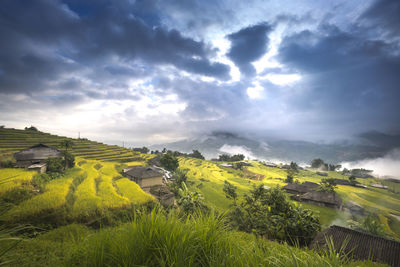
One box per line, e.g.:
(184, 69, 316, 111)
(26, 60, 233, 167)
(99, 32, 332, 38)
(0, 158, 154, 222)
(0, 168, 36, 195)
(179, 158, 400, 239)
(0, 128, 153, 163)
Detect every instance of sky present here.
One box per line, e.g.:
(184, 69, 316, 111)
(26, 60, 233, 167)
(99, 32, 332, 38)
(0, 0, 399, 146)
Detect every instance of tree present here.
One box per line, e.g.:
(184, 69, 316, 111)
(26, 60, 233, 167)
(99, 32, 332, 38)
(290, 161, 299, 172)
(62, 151, 75, 169)
(160, 154, 179, 172)
(46, 157, 63, 173)
(348, 175, 357, 185)
(223, 180, 237, 204)
(188, 150, 205, 160)
(285, 169, 296, 183)
(319, 178, 337, 192)
(60, 140, 74, 169)
(228, 185, 320, 245)
(25, 126, 38, 131)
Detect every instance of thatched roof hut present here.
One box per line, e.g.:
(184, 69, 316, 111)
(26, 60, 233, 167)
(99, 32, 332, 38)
(283, 181, 320, 194)
(300, 191, 342, 209)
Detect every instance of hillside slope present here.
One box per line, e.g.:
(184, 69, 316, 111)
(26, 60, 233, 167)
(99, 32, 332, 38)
(0, 128, 153, 163)
(179, 157, 400, 240)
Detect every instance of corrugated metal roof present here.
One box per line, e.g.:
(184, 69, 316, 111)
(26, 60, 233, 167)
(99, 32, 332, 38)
(125, 166, 162, 179)
(311, 225, 400, 266)
(14, 144, 60, 161)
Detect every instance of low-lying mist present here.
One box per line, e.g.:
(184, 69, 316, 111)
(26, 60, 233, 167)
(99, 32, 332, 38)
(340, 148, 400, 179)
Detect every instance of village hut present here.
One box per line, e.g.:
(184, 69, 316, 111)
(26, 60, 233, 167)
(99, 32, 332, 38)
(316, 171, 328, 176)
(283, 181, 320, 195)
(124, 166, 163, 192)
(310, 225, 400, 267)
(150, 185, 175, 207)
(14, 144, 61, 172)
(299, 191, 342, 209)
(370, 184, 388, 189)
(332, 178, 352, 185)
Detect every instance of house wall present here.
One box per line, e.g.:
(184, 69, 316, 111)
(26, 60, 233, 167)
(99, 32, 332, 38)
(139, 176, 163, 189)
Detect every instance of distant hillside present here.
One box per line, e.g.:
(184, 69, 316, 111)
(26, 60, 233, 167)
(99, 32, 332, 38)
(150, 131, 391, 164)
(0, 128, 153, 163)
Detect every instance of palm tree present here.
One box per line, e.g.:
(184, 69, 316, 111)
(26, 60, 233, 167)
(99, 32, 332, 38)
(60, 139, 74, 152)
(60, 140, 74, 169)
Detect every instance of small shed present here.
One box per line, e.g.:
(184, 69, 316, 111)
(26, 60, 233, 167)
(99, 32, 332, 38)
(370, 184, 388, 189)
(316, 172, 328, 176)
(310, 225, 400, 267)
(14, 144, 61, 168)
(27, 163, 47, 174)
(219, 163, 233, 168)
(299, 191, 342, 209)
(283, 181, 320, 195)
(124, 166, 163, 192)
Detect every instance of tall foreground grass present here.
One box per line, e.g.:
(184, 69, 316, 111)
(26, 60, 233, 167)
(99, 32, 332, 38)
(66, 209, 383, 267)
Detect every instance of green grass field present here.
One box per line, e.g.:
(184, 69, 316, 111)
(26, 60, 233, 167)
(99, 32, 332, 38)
(179, 158, 400, 240)
(0, 128, 395, 266)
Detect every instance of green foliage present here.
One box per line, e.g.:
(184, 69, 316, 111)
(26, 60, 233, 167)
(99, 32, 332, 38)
(349, 175, 357, 185)
(218, 154, 245, 162)
(319, 178, 338, 192)
(160, 153, 179, 172)
(363, 214, 385, 236)
(285, 169, 296, 183)
(32, 173, 53, 191)
(223, 180, 237, 203)
(61, 151, 75, 169)
(177, 182, 208, 214)
(60, 139, 74, 151)
(290, 161, 299, 172)
(311, 158, 325, 169)
(46, 157, 63, 173)
(0, 159, 14, 168)
(188, 150, 205, 160)
(228, 185, 321, 245)
(24, 126, 38, 131)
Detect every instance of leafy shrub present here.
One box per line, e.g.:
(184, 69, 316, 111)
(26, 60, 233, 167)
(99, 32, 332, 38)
(228, 185, 321, 245)
(47, 157, 63, 173)
(160, 154, 179, 172)
(0, 160, 15, 168)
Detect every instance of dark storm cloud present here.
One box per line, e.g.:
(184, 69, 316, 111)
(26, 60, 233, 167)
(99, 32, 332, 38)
(360, 0, 400, 38)
(277, 22, 400, 135)
(227, 23, 272, 76)
(0, 0, 230, 94)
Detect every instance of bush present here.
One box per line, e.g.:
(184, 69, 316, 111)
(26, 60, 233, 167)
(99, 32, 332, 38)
(160, 154, 179, 172)
(0, 159, 15, 168)
(47, 157, 63, 173)
(62, 151, 75, 169)
(228, 185, 321, 245)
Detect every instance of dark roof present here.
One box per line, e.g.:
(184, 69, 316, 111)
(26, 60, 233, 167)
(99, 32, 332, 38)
(283, 181, 320, 194)
(310, 225, 400, 266)
(300, 191, 342, 206)
(148, 156, 161, 167)
(125, 166, 162, 179)
(14, 143, 60, 161)
(332, 179, 351, 185)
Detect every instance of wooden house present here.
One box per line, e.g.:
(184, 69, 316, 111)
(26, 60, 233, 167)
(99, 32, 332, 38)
(124, 166, 163, 192)
(14, 144, 61, 171)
